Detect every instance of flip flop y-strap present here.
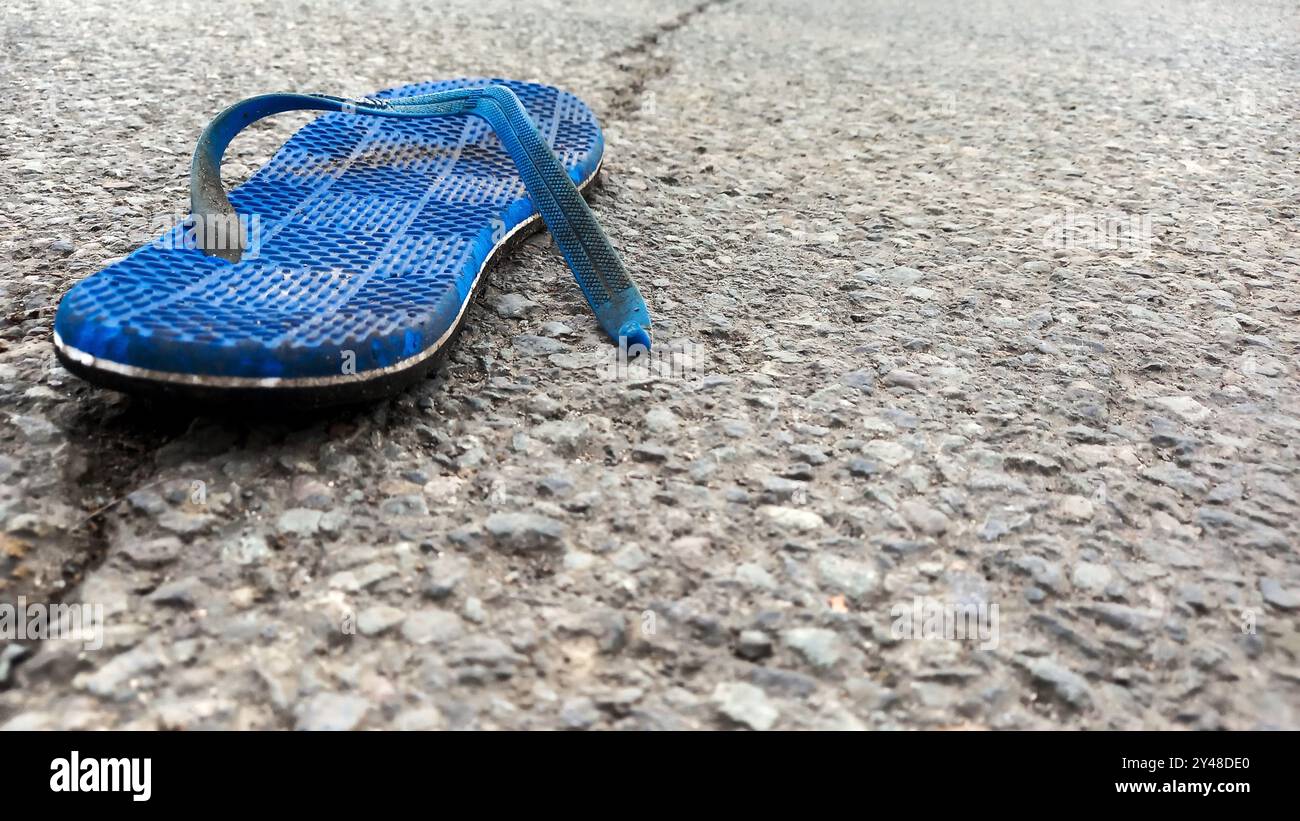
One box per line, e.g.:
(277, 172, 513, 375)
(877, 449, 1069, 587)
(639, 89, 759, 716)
(190, 86, 652, 350)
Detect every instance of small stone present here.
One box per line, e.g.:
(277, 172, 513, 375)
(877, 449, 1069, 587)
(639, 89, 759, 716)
(540, 321, 574, 337)
(734, 562, 777, 591)
(1151, 395, 1210, 424)
(380, 495, 429, 518)
(357, 605, 406, 636)
(560, 697, 601, 729)
(762, 476, 807, 502)
(761, 505, 824, 531)
(485, 512, 566, 552)
(1148, 416, 1199, 453)
(78, 643, 167, 700)
(1260, 578, 1300, 611)
(294, 693, 371, 731)
(446, 636, 525, 681)
(1003, 452, 1060, 474)
(1080, 603, 1160, 633)
(119, 536, 182, 567)
(789, 444, 829, 465)
(532, 419, 589, 451)
(594, 687, 643, 716)
(0, 644, 30, 686)
(863, 439, 913, 467)
(816, 554, 880, 602)
(512, 334, 567, 356)
(736, 630, 773, 660)
(838, 370, 875, 395)
(10, 414, 61, 445)
(643, 407, 680, 435)
(899, 499, 950, 535)
(1055, 495, 1095, 522)
(780, 462, 815, 481)
(493, 293, 538, 318)
(146, 576, 204, 609)
(555, 607, 628, 654)
(747, 666, 819, 698)
(277, 508, 322, 536)
(393, 707, 446, 731)
(526, 393, 563, 418)
(882, 369, 924, 390)
(424, 554, 469, 600)
(291, 478, 334, 509)
(979, 516, 1010, 541)
(0, 713, 55, 731)
(127, 489, 167, 515)
(1141, 463, 1207, 497)
(537, 473, 574, 497)
(563, 551, 596, 571)
(1022, 657, 1093, 710)
(401, 609, 465, 645)
(1070, 562, 1113, 594)
(884, 265, 924, 286)
(328, 562, 398, 592)
(712, 682, 780, 730)
(1176, 584, 1209, 613)
(847, 458, 878, 477)
(631, 444, 669, 463)
(611, 544, 649, 572)
(1015, 557, 1064, 592)
(157, 511, 211, 535)
(783, 627, 844, 669)
(223, 533, 271, 565)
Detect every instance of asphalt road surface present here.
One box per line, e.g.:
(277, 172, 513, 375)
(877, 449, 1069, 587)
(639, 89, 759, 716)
(0, 0, 1298, 729)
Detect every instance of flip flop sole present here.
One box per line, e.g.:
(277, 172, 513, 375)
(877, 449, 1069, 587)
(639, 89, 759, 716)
(54, 164, 599, 409)
(54, 78, 607, 408)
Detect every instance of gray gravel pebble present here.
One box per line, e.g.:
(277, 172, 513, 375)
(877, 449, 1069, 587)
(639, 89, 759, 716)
(712, 682, 780, 730)
(484, 512, 566, 552)
(294, 693, 372, 731)
(783, 628, 844, 670)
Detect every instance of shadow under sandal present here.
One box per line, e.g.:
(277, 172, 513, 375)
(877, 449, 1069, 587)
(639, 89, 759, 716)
(53, 78, 652, 408)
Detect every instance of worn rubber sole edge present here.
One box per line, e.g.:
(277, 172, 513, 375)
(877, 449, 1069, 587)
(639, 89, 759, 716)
(54, 161, 601, 405)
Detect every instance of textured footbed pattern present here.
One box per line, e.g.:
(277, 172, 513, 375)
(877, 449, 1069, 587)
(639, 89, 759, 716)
(54, 78, 603, 383)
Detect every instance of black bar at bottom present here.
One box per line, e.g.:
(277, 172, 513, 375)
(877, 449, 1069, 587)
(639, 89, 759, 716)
(0, 730, 1282, 808)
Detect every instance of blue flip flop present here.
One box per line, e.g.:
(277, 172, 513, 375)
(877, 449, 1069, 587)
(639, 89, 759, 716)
(53, 78, 651, 406)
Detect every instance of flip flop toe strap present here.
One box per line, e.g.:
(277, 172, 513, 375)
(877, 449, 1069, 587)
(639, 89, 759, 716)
(190, 86, 651, 350)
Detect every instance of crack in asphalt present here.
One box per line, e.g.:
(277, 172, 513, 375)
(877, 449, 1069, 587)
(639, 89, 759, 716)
(0, 401, 188, 692)
(603, 0, 731, 121)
